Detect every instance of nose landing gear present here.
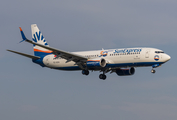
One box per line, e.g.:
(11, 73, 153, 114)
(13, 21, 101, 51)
(151, 64, 161, 74)
(151, 69, 156, 73)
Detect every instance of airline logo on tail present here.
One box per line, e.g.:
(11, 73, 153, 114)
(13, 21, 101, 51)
(31, 24, 52, 56)
(32, 31, 48, 46)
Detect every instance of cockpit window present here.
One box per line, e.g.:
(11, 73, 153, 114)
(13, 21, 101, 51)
(155, 51, 164, 53)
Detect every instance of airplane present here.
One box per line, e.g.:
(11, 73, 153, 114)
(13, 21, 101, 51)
(7, 24, 171, 80)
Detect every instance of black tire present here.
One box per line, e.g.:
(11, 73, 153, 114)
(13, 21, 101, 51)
(82, 70, 89, 75)
(102, 75, 107, 80)
(151, 69, 156, 73)
(99, 74, 106, 80)
(85, 70, 89, 75)
(99, 74, 103, 79)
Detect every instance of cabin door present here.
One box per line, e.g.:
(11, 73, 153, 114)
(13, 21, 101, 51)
(145, 50, 150, 58)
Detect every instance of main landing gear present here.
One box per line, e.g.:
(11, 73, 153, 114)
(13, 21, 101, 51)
(99, 70, 107, 80)
(99, 74, 106, 80)
(82, 70, 107, 80)
(82, 70, 89, 75)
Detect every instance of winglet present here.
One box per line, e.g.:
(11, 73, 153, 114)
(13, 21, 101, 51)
(19, 27, 27, 43)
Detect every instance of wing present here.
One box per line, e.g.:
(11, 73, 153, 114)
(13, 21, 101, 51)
(26, 39, 88, 63)
(7, 49, 40, 59)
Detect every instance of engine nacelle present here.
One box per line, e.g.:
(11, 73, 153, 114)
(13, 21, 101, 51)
(116, 67, 135, 76)
(87, 58, 106, 68)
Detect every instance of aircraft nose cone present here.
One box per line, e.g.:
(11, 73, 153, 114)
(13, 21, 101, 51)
(165, 54, 171, 62)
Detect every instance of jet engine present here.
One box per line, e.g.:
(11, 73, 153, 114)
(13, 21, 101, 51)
(87, 58, 106, 68)
(116, 67, 135, 76)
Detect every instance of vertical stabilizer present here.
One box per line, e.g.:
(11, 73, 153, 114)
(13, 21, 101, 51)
(31, 24, 52, 56)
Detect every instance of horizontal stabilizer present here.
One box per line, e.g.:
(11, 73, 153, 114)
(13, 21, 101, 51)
(7, 49, 40, 59)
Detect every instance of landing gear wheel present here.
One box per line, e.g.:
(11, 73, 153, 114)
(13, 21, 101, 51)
(151, 69, 156, 73)
(82, 70, 89, 75)
(103, 75, 107, 80)
(85, 70, 89, 75)
(99, 74, 107, 80)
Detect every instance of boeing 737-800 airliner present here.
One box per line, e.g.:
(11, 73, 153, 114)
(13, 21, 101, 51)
(7, 24, 171, 80)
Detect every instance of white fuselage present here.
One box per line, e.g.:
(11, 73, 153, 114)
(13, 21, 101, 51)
(41, 47, 170, 70)
(8, 24, 171, 80)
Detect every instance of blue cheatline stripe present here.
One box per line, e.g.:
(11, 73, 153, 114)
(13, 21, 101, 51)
(106, 62, 164, 68)
(48, 62, 165, 71)
(34, 51, 52, 56)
